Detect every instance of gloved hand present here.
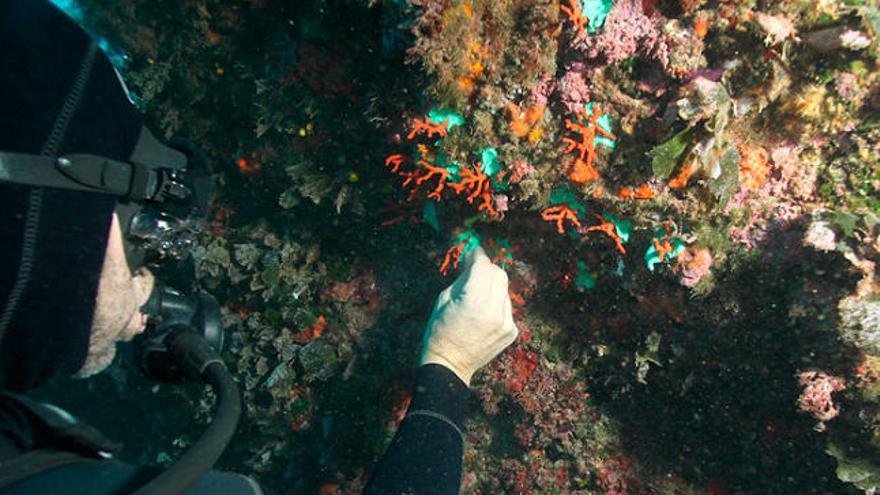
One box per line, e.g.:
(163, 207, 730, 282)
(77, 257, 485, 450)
(420, 246, 519, 385)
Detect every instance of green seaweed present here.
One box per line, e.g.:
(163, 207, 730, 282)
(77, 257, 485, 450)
(649, 127, 693, 178)
(708, 146, 740, 209)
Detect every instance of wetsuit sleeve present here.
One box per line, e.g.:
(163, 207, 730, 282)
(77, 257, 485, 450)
(363, 364, 469, 495)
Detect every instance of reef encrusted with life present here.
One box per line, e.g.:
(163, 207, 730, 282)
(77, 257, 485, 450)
(43, 0, 880, 493)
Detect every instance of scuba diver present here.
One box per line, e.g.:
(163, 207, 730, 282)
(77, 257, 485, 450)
(0, 1, 518, 494)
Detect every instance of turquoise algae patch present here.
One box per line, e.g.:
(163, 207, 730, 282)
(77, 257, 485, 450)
(480, 147, 512, 192)
(585, 103, 617, 149)
(454, 229, 482, 257)
(423, 201, 441, 232)
(574, 261, 597, 290)
(549, 185, 587, 213)
(480, 147, 502, 177)
(602, 212, 631, 243)
(427, 108, 465, 130)
(581, 0, 614, 34)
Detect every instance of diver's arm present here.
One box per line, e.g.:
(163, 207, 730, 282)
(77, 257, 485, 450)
(364, 247, 517, 495)
(362, 364, 468, 495)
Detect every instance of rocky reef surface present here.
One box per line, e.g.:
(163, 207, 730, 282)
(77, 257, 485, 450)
(36, 0, 880, 493)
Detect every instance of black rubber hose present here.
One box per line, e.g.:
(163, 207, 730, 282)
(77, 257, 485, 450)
(132, 333, 241, 495)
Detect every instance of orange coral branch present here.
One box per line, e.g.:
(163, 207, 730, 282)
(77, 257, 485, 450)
(568, 158, 599, 184)
(380, 199, 421, 226)
(407, 118, 449, 140)
(448, 165, 486, 201)
(634, 184, 655, 199)
(738, 143, 771, 191)
(385, 154, 405, 173)
(567, 107, 617, 140)
(440, 242, 465, 276)
(562, 136, 598, 165)
(541, 205, 582, 234)
(293, 315, 327, 344)
(449, 164, 499, 217)
(561, 0, 588, 36)
(414, 160, 452, 200)
(653, 221, 675, 262)
(582, 214, 626, 254)
(236, 157, 262, 175)
(459, 41, 487, 93)
(653, 238, 673, 262)
(668, 163, 692, 189)
(618, 183, 654, 200)
(485, 238, 518, 266)
(400, 169, 419, 188)
(562, 106, 616, 184)
(694, 17, 710, 39)
(385, 140, 499, 217)
(506, 102, 546, 139)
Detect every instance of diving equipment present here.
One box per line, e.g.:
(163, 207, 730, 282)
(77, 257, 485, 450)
(132, 284, 241, 495)
(0, 126, 213, 271)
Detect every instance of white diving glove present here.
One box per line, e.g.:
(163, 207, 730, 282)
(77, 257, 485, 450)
(420, 246, 519, 385)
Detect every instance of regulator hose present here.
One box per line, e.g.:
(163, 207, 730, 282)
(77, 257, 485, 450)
(132, 331, 241, 495)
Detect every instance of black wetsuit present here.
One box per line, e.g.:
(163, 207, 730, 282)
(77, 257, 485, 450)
(0, 365, 468, 494)
(364, 364, 469, 494)
(0, 392, 263, 494)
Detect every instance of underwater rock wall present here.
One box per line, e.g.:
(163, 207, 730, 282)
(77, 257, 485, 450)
(62, 0, 880, 493)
